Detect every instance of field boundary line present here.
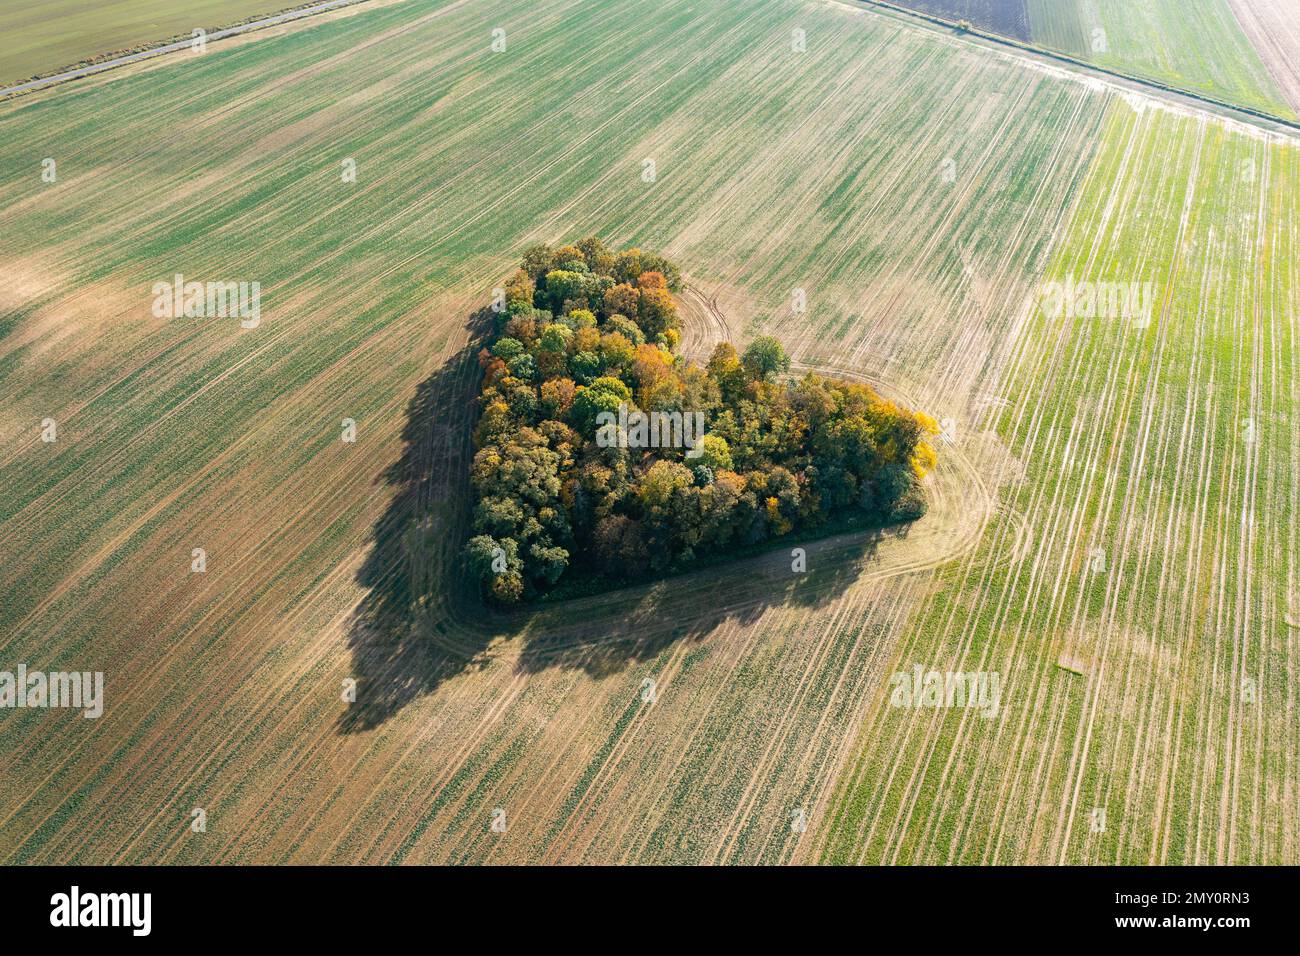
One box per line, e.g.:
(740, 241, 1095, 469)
(0, 0, 383, 99)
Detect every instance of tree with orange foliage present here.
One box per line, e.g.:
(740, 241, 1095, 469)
(630, 342, 673, 399)
(603, 282, 640, 319)
(638, 285, 678, 338)
(540, 378, 577, 418)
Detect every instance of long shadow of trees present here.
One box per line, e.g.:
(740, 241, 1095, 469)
(337, 309, 493, 733)
(338, 309, 909, 732)
(510, 525, 894, 680)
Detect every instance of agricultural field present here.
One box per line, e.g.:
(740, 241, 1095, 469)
(0, 0, 304, 86)
(873, 0, 1030, 40)
(886, 0, 1295, 118)
(1225, 0, 1300, 116)
(0, 0, 1296, 867)
(818, 103, 1300, 864)
(1025, 0, 1294, 118)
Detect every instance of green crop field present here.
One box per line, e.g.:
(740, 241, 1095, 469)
(1025, 0, 1294, 118)
(1, 0, 1296, 865)
(818, 102, 1300, 863)
(0, 0, 307, 86)
(888, 0, 1297, 119)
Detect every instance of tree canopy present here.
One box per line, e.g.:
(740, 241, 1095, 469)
(465, 238, 939, 603)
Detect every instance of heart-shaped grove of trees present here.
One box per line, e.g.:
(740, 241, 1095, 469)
(465, 238, 939, 604)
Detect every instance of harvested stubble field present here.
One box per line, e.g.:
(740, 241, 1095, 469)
(0, 0, 1295, 864)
